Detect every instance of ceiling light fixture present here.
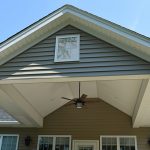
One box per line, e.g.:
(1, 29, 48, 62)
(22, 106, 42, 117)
(75, 100, 84, 109)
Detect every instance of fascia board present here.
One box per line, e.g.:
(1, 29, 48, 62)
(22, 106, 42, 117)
(0, 11, 66, 51)
(67, 5, 150, 45)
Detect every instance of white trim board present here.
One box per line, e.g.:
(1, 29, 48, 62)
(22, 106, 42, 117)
(0, 74, 149, 84)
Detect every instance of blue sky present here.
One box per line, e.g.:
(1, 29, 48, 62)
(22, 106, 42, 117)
(0, 0, 150, 42)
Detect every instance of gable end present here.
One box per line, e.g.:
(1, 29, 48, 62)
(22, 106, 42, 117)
(0, 26, 150, 80)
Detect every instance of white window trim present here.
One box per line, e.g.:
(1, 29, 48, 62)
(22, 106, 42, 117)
(100, 135, 138, 150)
(37, 135, 72, 150)
(54, 34, 80, 62)
(0, 134, 19, 150)
(72, 140, 99, 150)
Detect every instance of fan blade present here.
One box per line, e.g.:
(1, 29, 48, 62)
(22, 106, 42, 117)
(80, 94, 87, 100)
(61, 97, 72, 101)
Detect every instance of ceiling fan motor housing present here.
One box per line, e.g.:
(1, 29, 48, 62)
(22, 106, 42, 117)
(74, 99, 85, 109)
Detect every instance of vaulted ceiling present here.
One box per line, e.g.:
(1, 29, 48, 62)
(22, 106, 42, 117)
(0, 79, 150, 128)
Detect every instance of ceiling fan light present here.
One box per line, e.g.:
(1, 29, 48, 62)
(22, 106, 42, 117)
(76, 102, 83, 109)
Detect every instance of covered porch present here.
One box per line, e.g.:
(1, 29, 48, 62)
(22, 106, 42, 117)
(0, 76, 150, 150)
(0, 75, 150, 128)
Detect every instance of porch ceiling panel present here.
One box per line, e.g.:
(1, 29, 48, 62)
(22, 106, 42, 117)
(68, 81, 98, 98)
(13, 79, 142, 118)
(13, 83, 74, 117)
(0, 79, 149, 127)
(96, 80, 142, 116)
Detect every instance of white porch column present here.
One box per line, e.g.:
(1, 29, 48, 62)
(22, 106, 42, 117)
(132, 79, 150, 128)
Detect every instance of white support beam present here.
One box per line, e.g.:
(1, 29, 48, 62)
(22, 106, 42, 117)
(0, 84, 43, 127)
(0, 75, 150, 84)
(132, 79, 150, 128)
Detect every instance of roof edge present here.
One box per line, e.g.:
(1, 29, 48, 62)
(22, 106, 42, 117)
(0, 5, 68, 48)
(0, 4, 149, 65)
(0, 4, 149, 47)
(67, 5, 150, 45)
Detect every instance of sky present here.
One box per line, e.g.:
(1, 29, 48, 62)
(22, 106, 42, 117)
(0, 0, 150, 42)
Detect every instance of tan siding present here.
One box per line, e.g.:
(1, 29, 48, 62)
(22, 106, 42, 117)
(0, 26, 150, 80)
(0, 98, 150, 150)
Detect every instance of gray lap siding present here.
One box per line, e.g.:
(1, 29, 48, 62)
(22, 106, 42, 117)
(0, 25, 150, 80)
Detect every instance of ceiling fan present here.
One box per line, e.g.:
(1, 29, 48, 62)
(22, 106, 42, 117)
(62, 82, 87, 108)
